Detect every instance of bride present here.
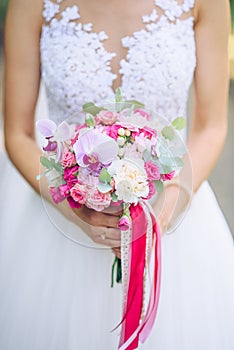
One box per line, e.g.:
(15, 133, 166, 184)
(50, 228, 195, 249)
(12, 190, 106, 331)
(1, 0, 234, 349)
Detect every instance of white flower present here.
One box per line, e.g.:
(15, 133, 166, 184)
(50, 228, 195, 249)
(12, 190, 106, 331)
(118, 128, 125, 136)
(117, 136, 126, 146)
(109, 159, 149, 203)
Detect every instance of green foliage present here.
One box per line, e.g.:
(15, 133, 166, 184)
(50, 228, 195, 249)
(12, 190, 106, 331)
(231, 0, 234, 28)
(154, 180, 164, 193)
(172, 117, 186, 130)
(99, 168, 112, 183)
(85, 113, 96, 127)
(82, 102, 105, 116)
(0, 0, 8, 27)
(162, 126, 175, 140)
(40, 156, 63, 173)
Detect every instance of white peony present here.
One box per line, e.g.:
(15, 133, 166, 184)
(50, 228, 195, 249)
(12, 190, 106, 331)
(109, 158, 149, 203)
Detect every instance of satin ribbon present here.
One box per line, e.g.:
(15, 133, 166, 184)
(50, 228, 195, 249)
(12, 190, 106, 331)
(119, 203, 147, 349)
(118, 202, 161, 350)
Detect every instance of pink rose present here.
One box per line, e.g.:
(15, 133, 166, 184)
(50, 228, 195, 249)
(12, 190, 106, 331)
(67, 196, 82, 209)
(70, 183, 87, 204)
(161, 171, 175, 181)
(49, 187, 65, 204)
(118, 215, 131, 231)
(143, 181, 156, 200)
(85, 189, 112, 211)
(97, 110, 118, 126)
(145, 161, 160, 181)
(134, 109, 151, 121)
(62, 150, 76, 168)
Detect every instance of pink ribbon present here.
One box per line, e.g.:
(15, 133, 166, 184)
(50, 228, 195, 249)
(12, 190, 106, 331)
(118, 202, 161, 350)
(119, 203, 147, 349)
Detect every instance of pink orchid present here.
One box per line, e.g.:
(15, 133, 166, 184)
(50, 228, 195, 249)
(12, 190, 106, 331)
(73, 129, 119, 174)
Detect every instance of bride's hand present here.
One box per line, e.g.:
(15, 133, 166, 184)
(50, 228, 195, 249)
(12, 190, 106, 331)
(71, 205, 122, 249)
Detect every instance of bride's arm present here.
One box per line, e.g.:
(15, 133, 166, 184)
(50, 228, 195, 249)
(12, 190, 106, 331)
(4, 0, 121, 248)
(154, 0, 231, 233)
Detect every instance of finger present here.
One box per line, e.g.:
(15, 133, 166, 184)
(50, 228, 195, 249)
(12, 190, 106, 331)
(105, 227, 121, 240)
(102, 213, 120, 228)
(95, 237, 121, 248)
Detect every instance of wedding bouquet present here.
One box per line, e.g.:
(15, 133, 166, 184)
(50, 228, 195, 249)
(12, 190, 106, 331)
(37, 90, 186, 349)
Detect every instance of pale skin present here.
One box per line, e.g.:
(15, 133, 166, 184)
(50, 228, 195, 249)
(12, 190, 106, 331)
(4, 0, 230, 258)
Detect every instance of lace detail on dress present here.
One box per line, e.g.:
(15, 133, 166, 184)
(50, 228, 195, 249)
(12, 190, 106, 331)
(40, 0, 196, 125)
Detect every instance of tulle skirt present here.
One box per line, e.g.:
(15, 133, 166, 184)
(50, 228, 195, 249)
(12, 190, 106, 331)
(0, 152, 234, 350)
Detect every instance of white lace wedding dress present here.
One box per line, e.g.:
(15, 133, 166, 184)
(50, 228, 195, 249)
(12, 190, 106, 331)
(0, 1, 234, 349)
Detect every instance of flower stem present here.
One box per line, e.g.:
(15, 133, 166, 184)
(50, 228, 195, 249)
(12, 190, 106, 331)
(111, 257, 122, 287)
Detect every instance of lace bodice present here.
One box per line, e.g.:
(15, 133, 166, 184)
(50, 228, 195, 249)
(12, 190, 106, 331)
(40, 0, 196, 124)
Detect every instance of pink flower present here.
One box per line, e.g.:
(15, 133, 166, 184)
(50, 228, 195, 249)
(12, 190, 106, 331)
(145, 161, 160, 181)
(140, 126, 157, 140)
(67, 196, 82, 209)
(144, 181, 156, 200)
(49, 187, 65, 204)
(59, 184, 70, 197)
(134, 109, 151, 120)
(70, 183, 87, 204)
(97, 110, 118, 125)
(118, 215, 131, 231)
(161, 171, 175, 181)
(105, 124, 122, 140)
(64, 165, 79, 183)
(61, 149, 76, 168)
(86, 189, 112, 211)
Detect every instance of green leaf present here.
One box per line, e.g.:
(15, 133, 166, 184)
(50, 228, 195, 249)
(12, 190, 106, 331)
(85, 113, 96, 127)
(162, 126, 175, 140)
(124, 100, 145, 109)
(155, 180, 164, 193)
(82, 102, 105, 116)
(111, 192, 119, 202)
(174, 157, 184, 168)
(40, 156, 63, 173)
(50, 159, 63, 173)
(172, 117, 186, 130)
(40, 156, 53, 170)
(99, 168, 112, 183)
(97, 183, 112, 193)
(115, 88, 122, 103)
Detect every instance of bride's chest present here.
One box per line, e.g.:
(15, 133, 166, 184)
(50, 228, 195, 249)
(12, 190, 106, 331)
(40, 1, 196, 120)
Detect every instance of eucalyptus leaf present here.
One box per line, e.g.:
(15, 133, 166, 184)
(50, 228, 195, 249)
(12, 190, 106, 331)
(111, 192, 119, 202)
(159, 156, 175, 166)
(162, 126, 175, 140)
(97, 183, 112, 193)
(40, 156, 53, 170)
(115, 88, 122, 103)
(172, 117, 186, 130)
(155, 180, 164, 193)
(85, 113, 96, 127)
(142, 149, 152, 162)
(125, 99, 145, 109)
(50, 159, 63, 173)
(82, 102, 105, 116)
(174, 157, 184, 168)
(99, 168, 112, 184)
